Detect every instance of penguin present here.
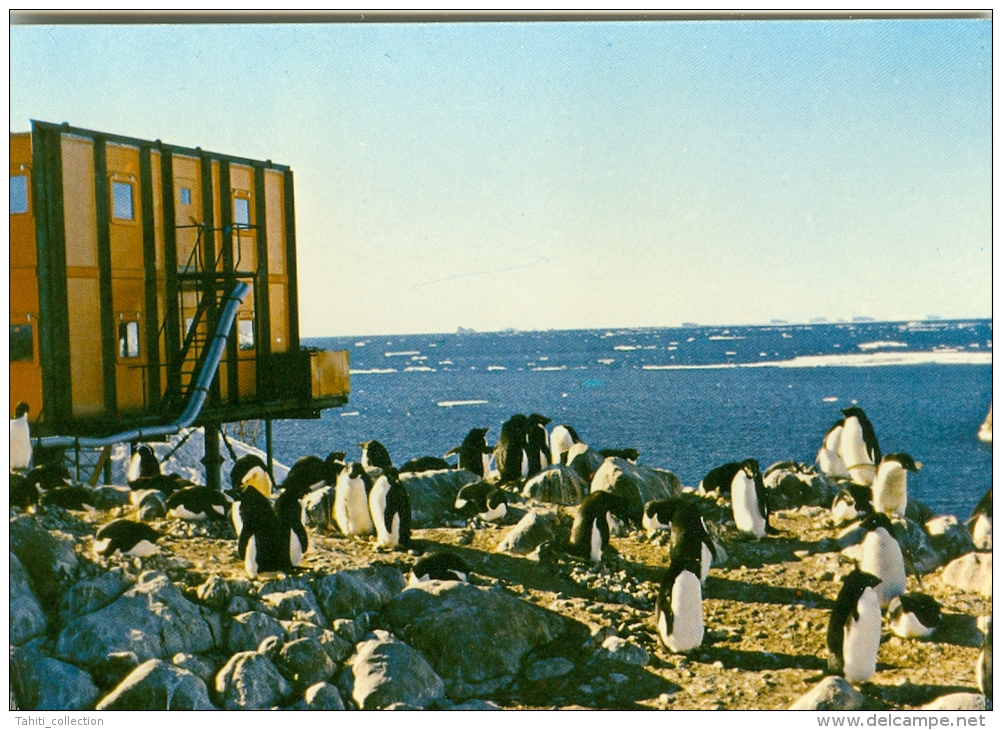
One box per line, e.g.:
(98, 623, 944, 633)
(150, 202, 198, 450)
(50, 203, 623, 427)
(39, 486, 96, 511)
(697, 461, 745, 497)
(494, 414, 528, 483)
(93, 519, 162, 559)
(230, 465, 275, 537)
(549, 423, 581, 466)
(127, 445, 192, 497)
(858, 512, 906, 609)
(230, 454, 269, 492)
(827, 567, 883, 684)
(643, 498, 675, 537)
(978, 618, 992, 702)
(730, 458, 769, 538)
(274, 470, 315, 567)
(236, 480, 291, 578)
(398, 455, 451, 473)
(967, 488, 992, 551)
(445, 427, 492, 477)
(838, 407, 881, 486)
(831, 484, 875, 526)
(568, 491, 632, 563)
(667, 500, 718, 585)
(599, 447, 640, 462)
(10, 473, 39, 510)
(368, 466, 412, 549)
(408, 552, 470, 586)
(24, 463, 72, 491)
(454, 481, 508, 522)
(9, 402, 32, 471)
(165, 486, 231, 521)
(817, 418, 850, 479)
(524, 413, 552, 478)
(359, 440, 392, 470)
(334, 462, 375, 537)
(284, 455, 333, 491)
(654, 550, 705, 653)
(871, 452, 920, 518)
(887, 593, 941, 639)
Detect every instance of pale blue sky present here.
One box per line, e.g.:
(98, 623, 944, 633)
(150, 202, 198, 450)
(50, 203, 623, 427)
(10, 19, 992, 336)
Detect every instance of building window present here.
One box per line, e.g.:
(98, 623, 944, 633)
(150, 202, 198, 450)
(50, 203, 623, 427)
(118, 320, 140, 359)
(10, 324, 33, 362)
(10, 175, 28, 214)
(233, 196, 250, 228)
(112, 181, 134, 220)
(180, 187, 191, 205)
(238, 317, 255, 351)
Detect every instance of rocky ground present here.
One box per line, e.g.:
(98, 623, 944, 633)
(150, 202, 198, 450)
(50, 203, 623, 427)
(8, 459, 992, 711)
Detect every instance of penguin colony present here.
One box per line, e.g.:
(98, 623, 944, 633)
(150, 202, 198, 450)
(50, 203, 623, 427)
(8, 403, 991, 707)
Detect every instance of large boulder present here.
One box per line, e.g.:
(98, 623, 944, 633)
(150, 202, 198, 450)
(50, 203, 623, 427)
(400, 468, 480, 527)
(895, 518, 944, 575)
(10, 553, 47, 646)
(921, 693, 988, 711)
(383, 580, 569, 697)
(228, 611, 286, 654)
(258, 587, 324, 624)
(347, 630, 445, 709)
(565, 444, 605, 482)
(56, 571, 215, 672)
(10, 644, 100, 711)
(301, 682, 345, 710)
(926, 515, 976, 562)
(789, 676, 864, 710)
(496, 508, 557, 556)
(312, 566, 406, 621)
(215, 650, 294, 710)
(9, 515, 79, 606)
(763, 464, 838, 509)
(590, 458, 679, 519)
(96, 659, 215, 710)
(59, 567, 132, 624)
(941, 552, 992, 597)
(522, 466, 588, 505)
(276, 637, 337, 687)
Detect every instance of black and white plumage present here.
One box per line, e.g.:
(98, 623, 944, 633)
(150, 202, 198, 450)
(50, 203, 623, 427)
(524, 413, 551, 478)
(334, 462, 375, 536)
(494, 414, 528, 483)
(871, 452, 920, 518)
(643, 498, 675, 537)
(729, 459, 769, 538)
(817, 418, 850, 479)
(549, 424, 581, 466)
(359, 440, 393, 470)
(398, 456, 451, 473)
(967, 488, 992, 551)
(454, 481, 508, 522)
(230, 454, 269, 492)
(859, 512, 906, 609)
(10, 401, 32, 471)
(827, 567, 883, 684)
(654, 550, 705, 653)
(274, 471, 315, 567)
(237, 482, 291, 578)
(25, 463, 72, 491)
(445, 427, 492, 477)
(39, 486, 96, 511)
(93, 519, 162, 559)
(368, 467, 411, 549)
(839, 407, 881, 486)
(127, 445, 192, 497)
(656, 499, 718, 584)
(887, 593, 941, 639)
(409, 552, 471, 585)
(10, 473, 39, 510)
(831, 483, 875, 526)
(599, 447, 640, 462)
(165, 486, 231, 521)
(697, 461, 745, 497)
(568, 491, 632, 563)
(230, 466, 275, 537)
(979, 618, 992, 702)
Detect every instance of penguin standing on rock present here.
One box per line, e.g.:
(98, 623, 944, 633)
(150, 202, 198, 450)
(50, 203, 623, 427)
(838, 407, 881, 486)
(359, 440, 392, 470)
(494, 414, 528, 483)
(10, 402, 32, 471)
(730, 459, 769, 538)
(334, 462, 375, 537)
(454, 481, 508, 522)
(887, 593, 941, 639)
(445, 428, 492, 477)
(368, 467, 411, 549)
(654, 549, 705, 653)
(549, 424, 580, 466)
(871, 453, 920, 518)
(827, 567, 883, 684)
(568, 491, 632, 563)
(93, 519, 162, 559)
(858, 512, 906, 608)
(524, 414, 551, 478)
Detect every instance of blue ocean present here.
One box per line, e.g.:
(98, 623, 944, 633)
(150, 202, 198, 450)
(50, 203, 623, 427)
(272, 320, 992, 519)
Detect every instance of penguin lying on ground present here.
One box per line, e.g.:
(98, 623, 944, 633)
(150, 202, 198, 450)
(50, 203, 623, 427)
(524, 413, 551, 478)
(127, 445, 193, 496)
(445, 427, 492, 477)
(334, 462, 375, 537)
(39, 486, 96, 511)
(568, 491, 633, 563)
(368, 467, 411, 549)
(94, 519, 162, 559)
(454, 481, 508, 522)
(408, 552, 471, 585)
(728, 459, 769, 538)
(871, 452, 920, 518)
(10, 473, 39, 510)
(494, 414, 528, 483)
(165, 486, 231, 521)
(967, 488, 992, 551)
(398, 455, 451, 473)
(887, 593, 941, 639)
(817, 418, 850, 480)
(549, 424, 581, 466)
(839, 406, 881, 486)
(10, 401, 32, 471)
(359, 440, 393, 470)
(25, 463, 73, 491)
(858, 512, 906, 609)
(827, 567, 883, 684)
(654, 548, 705, 653)
(831, 483, 875, 526)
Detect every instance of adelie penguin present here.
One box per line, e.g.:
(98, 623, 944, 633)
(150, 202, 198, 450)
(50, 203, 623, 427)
(887, 593, 941, 639)
(647, 499, 717, 584)
(39, 486, 96, 511)
(827, 567, 883, 684)
(334, 462, 375, 537)
(368, 467, 412, 549)
(236, 477, 292, 578)
(568, 491, 633, 563)
(523, 413, 552, 478)
(831, 483, 875, 526)
(817, 418, 850, 480)
(728, 459, 769, 539)
(408, 552, 471, 585)
(445, 427, 492, 477)
(838, 407, 881, 486)
(967, 488, 992, 551)
(9, 401, 32, 472)
(654, 549, 705, 653)
(165, 486, 231, 521)
(127, 445, 192, 496)
(549, 424, 581, 466)
(454, 481, 508, 522)
(230, 454, 269, 493)
(274, 469, 317, 567)
(230, 466, 274, 538)
(9, 473, 39, 510)
(93, 519, 162, 559)
(359, 440, 393, 470)
(398, 455, 451, 473)
(494, 414, 528, 483)
(697, 460, 749, 498)
(859, 512, 906, 609)
(871, 452, 920, 518)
